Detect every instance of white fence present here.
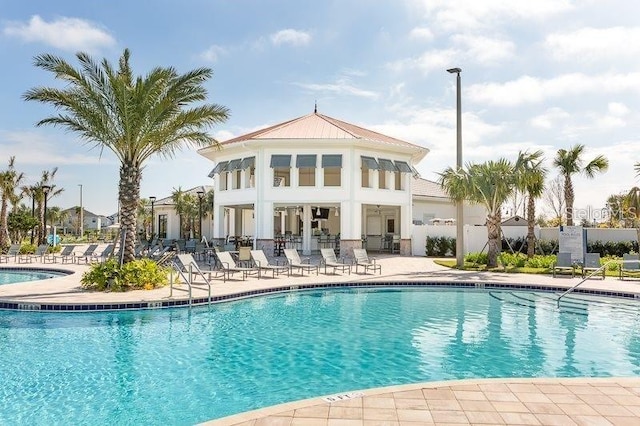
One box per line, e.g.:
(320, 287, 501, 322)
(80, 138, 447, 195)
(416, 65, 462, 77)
(412, 225, 639, 256)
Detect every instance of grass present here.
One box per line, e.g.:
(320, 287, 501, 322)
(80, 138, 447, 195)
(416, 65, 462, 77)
(433, 258, 625, 277)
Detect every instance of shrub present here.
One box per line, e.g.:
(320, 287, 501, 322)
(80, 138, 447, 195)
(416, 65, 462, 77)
(19, 243, 36, 254)
(465, 252, 488, 265)
(81, 258, 170, 292)
(524, 254, 556, 269)
(425, 237, 437, 256)
(498, 252, 526, 268)
(425, 236, 456, 257)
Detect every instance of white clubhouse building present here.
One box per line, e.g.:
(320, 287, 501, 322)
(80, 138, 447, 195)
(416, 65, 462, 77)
(195, 110, 485, 256)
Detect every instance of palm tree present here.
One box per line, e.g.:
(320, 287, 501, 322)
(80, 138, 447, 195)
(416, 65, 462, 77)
(0, 157, 25, 251)
(515, 150, 547, 258)
(24, 49, 229, 263)
(553, 144, 608, 226)
(439, 159, 517, 268)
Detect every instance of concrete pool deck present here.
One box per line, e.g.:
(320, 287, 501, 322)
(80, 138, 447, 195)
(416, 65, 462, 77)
(1, 250, 640, 425)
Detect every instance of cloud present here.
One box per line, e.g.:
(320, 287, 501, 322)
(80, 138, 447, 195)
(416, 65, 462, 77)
(546, 26, 640, 63)
(3, 15, 115, 53)
(607, 102, 629, 116)
(530, 107, 570, 129)
(388, 48, 459, 73)
(270, 29, 311, 47)
(451, 34, 515, 64)
(199, 44, 226, 62)
(409, 27, 434, 42)
(467, 72, 640, 106)
(293, 79, 379, 99)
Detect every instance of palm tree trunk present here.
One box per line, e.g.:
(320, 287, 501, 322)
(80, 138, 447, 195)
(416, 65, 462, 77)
(0, 196, 9, 251)
(487, 211, 501, 268)
(119, 163, 141, 263)
(526, 194, 536, 258)
(564, 174, 574, 226)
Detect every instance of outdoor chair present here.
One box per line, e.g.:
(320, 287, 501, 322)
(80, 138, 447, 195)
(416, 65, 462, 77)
(216, 251, 260, 280)
(237, 246, 252, 267)
(320, 248, 351, 275)
(620, 253, 640, 280)
(582, 253, 605, 279)
(352, 248, 381, 274)
(0, 244, 21, 263)
(52, 245, 77, 264)
(552, 252, 575, 278)
(175, 253, 226, 283)
(73, 244, 99, 264)
(91, 244, 114, 263)
(18, 244, 49, 263)
(284, 249, 318, 276)
(250, 249, 290, 278)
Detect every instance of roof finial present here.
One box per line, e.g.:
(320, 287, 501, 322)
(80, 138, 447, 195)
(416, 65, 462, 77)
(314, 100, 317, 114)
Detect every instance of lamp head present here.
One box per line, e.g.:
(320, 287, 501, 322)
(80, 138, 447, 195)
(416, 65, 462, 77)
(149, 196, 156, 204)
(196, 190, 204, 199)
(446, 67, 462, 74)
(42, 185, 51, 195)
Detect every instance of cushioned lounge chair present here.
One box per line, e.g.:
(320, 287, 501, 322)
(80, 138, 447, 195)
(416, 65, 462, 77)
(352, 248, 381, 274)
(320, 248, 351, 275)
(284, 249, 318, 276)
(250, 249, 290, 278)
(552, 252, 575, 278)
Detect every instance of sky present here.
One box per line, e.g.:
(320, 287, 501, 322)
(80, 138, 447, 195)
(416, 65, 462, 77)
(1, 0, 640, 219)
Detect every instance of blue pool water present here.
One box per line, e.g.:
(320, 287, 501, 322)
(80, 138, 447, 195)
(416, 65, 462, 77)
(1, 287, 639, 425)
(0, 268, 68, 284)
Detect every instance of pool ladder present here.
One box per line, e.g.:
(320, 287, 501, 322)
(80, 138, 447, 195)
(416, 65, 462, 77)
(170, 263, 212, 306)
(556, 259, 637, 306)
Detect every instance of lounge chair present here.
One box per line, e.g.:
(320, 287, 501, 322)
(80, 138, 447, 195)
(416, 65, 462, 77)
(175, 253, 226, 283)
(320, 248, 351, 275)
(51, 245, 77, 263)
(582, 253, 605, 279)
(0, 244, 21, 263)
(250, 249, 290, 278)
(18, 244, 49, 263)
(284, 249, 318, 276)
(216, 251, 260, 280)
(352, 248, 381, 274)
(91, 244, 114, 263)
(620, 253, 640, 280)
(73, 244, 99, 264)
(552, 252, 575, 278)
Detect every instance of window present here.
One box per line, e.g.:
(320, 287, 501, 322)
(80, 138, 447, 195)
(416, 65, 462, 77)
(296, 155, 316, 186)
(241, 157, 255, 188)
(378, 159, 397, 190)
(394, 161, 411, 190)
(158, 214, 167, 239)
(322, 155, 342, 186)
(270, 155, 291, 187)
(210, 161, 229, 191)
(361, 156, 379, 188)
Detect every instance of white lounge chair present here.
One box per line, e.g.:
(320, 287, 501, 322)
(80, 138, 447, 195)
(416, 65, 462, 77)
(176, 253, 226, 283)
(216, 251, 260, 280)
(320, 248, 351, 275)
(552, 252, 575, 278)
(352, 248, 381, 274)
(284, 249, 318, 276)
(250, 249, 290, 278)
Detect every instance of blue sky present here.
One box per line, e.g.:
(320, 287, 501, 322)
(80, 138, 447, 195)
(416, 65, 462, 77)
(1, 0, 639, 219)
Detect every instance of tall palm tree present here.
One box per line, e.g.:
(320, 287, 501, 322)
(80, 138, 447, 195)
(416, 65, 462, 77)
(439, 159, 517, 268)
(553, 144, 608, 226)
(0, 157, 25, 251)
(515, 150, 547, 258)
(24, 49, 229, 263)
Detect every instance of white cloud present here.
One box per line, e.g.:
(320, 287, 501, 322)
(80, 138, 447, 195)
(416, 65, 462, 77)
(409, 27, 434, 42)
(608, 102, 629, 116)
(293, 79, 379, 99)
(530, 107, 570, 129)
(452, 34, 515, 64)
(467, 72, 640, 106)
(388, 48, 459, 73)
(3, 15, 115, 53)
(546, 27, 640, 63)
(270, 29, 311, 47)
(199, 44, 226, 62)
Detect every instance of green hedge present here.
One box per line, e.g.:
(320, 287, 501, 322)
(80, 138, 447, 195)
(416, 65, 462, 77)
(425, 236, 456, 256)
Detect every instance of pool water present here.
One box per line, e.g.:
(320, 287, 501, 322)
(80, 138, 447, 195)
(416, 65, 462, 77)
(0, 269, 67, 284)
(1, 288, 639, 425)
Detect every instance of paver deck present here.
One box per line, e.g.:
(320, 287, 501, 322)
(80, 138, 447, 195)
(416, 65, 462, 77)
(1, 247, 640, 425)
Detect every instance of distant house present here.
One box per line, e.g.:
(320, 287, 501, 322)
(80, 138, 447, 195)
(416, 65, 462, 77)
(411, 178, 486, 226)
(60, 207, 111, 234)
(151, 185, 213, 241)
(501, 215, 527, 226)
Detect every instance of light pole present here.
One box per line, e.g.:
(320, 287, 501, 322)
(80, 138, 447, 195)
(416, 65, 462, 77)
(197, 190, 204, 240)
(30, 186, 36, 244)
(42, 185, 51, 245)
(447, 67, 464, 267)
(78, 184, 83, 239)
(149, 196, 156, 238)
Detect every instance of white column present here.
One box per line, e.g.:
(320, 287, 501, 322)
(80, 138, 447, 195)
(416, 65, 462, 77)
(302, 205, 312, 255)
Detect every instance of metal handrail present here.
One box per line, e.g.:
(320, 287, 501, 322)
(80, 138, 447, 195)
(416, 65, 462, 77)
(556, 259, 639, 306)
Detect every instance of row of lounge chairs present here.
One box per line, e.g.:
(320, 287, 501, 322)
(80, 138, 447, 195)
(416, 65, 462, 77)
(174, 248, 382, 284)
(0, 243, 115, 264)
(552, 252, 640, 279)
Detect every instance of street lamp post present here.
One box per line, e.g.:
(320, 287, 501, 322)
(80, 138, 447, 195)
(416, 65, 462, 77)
(42, 185, 51, 245)
(78, 184, 83, 239)
(197, 190, 204, 240)
(30, 187, 36, 244)
(149, 196, 156, 239)
(447, 67, 464, 267)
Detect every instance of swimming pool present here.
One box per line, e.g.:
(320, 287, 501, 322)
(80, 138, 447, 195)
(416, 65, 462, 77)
(0, 287, 638, 425)
(0, 268, 69, 285)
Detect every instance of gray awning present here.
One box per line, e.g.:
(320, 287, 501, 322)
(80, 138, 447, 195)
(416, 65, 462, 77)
(378, 158, 397, 171)
(240, 156, 255, 169)
(210, 161, 229, 176)
(225, 159, 242, 171)
(270, 155, 291, 168)
(207, 168, 216, 178)
(394, 161, 412, 173)
(296, 154, 317, 168)
(361, 156, 379, 169)
(322, 154, 342, 168)
(410, 165, 421, 177)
